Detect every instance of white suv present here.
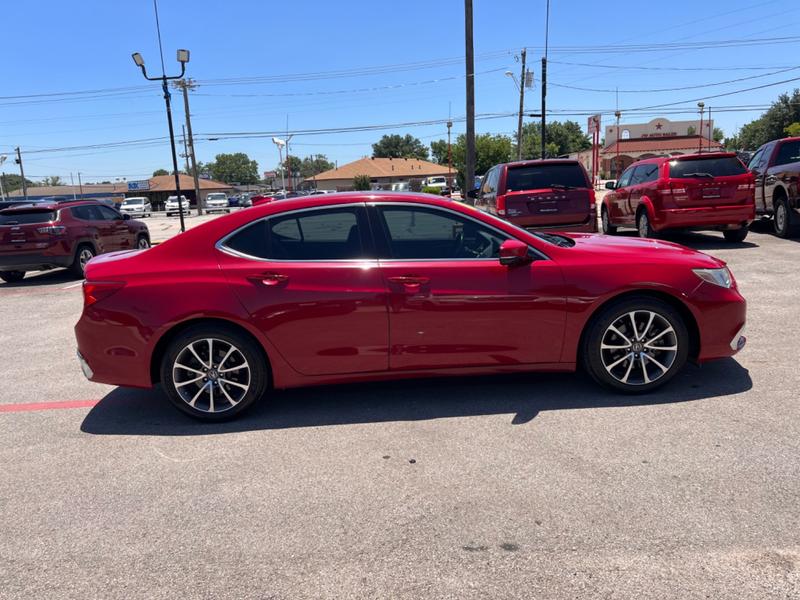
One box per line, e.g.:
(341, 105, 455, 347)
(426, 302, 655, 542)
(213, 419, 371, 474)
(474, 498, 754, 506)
(165, 195, 190, 217)
(120, 197, 152, 218)
(205, 193, 230, 214)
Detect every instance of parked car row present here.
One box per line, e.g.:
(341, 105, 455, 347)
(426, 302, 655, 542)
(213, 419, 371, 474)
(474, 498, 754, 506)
(467, 135, 799, 243)
(0, 199, 150, 283)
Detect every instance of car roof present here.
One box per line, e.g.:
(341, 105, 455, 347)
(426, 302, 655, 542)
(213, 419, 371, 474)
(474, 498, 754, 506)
(0, 199, 107, 213)
(501, 158, 581, 168)
(630, 152, 739, 168)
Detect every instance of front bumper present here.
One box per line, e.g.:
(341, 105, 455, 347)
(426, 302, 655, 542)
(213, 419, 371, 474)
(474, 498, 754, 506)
(690, 282, 747, 363)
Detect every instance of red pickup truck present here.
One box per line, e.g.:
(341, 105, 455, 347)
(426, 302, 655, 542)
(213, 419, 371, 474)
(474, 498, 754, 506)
(747, 136, 800, 238)
(601, 152, 754, 242)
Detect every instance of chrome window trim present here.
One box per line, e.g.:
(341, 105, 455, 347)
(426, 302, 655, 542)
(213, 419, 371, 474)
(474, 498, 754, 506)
(370, 201, 550, 262)
(215, 202, 373, 264)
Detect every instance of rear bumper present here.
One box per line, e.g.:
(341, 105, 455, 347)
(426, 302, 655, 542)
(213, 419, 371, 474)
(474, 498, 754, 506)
(654, 204, 755, 231)
(0, 251, 72, 271)
(511, 214, 597, 233)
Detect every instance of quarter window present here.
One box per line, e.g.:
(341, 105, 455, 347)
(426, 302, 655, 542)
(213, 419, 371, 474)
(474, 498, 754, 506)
(774, 141, 800, 167)
(377, 206, 507, 260)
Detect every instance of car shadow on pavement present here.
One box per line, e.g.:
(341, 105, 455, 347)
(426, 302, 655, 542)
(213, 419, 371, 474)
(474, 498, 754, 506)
(0, 270, 78, 288)
(81, 358, 752, 437)
(612, 229, 759, 251)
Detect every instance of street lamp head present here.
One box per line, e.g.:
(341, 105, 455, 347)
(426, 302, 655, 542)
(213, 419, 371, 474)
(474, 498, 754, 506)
(272, 137, 286, 147)
(697, 101, 705, 109)
(177, 49, 190, 64)
(504, 71, 514, 77)
(131, 52, 145, 67)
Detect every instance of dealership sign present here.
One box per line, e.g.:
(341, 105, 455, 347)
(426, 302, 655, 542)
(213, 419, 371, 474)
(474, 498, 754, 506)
(127, 180, 150, 191)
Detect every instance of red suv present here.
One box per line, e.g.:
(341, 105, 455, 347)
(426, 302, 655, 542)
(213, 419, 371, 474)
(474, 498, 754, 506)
(474, 159, 597, 232)
(601, 152, 754, 242)
(0, 200, 150, 283)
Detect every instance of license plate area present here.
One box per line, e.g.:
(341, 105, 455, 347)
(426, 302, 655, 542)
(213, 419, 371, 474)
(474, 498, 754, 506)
(702, 187, 721, 198)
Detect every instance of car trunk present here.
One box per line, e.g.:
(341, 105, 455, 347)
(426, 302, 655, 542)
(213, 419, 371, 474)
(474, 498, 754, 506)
(667, 156, 752, 208)
(501, 163, 592, 226)
(0, 208, 60, 254)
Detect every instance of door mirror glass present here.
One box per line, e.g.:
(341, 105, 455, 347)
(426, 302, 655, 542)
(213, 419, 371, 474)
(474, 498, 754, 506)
(498, 239, 531, 267)
(605, 181, 616, 190)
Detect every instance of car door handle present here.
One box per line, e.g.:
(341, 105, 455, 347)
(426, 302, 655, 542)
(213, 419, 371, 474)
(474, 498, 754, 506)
(387, 275, 430, 290)
(248, 273, 288, 286)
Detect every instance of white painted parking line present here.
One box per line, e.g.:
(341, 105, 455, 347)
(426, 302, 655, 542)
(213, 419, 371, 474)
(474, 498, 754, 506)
(60, 281, 84, 290)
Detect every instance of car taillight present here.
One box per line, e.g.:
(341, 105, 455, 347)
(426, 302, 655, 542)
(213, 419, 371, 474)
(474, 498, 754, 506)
(496, 194, 506, 216)
(36, 225, 66, 235)
(83, 281, 125, 307)
(738, 183, 754, 190)
(588, 188, 596, 205)
(657, 181, 672, 195)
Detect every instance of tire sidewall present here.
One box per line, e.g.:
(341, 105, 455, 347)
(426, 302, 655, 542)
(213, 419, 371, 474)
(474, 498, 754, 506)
(71, 244, 95, 278)
(637, 210, 653, 238)
(583, 297, 689, 394)
(601, 206, 616, 234)
(774, 200, 790, 238)
(160, 326, 268, 421)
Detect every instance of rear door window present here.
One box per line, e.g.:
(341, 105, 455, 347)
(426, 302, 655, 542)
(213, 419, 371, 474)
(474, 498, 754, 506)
(669, 156, 747, 178)
(0, 210, 57, 225)
(505, 163, 587, 191)
(223, 207, 368, 260)
(97, 206, 123, 220)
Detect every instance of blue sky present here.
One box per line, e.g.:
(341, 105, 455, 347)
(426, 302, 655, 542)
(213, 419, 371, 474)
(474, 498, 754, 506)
(2, 0, 800, 183)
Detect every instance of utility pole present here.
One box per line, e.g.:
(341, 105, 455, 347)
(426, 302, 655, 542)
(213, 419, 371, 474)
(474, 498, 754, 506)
(181, 124, 191, 174)
(447, 116, 453, 192)
(698, 102, 705, 154)
(14, 148, 27, 201)
(77, 172, 84, 200)
(70, 173, 77, 200)
(541, 0, 551, 160)
(0, 155, 6, 200)
(464, 0, 476, 203)
(516, 48, 527, 161)
(175, 78, 203, 215)
(614, 111, 621, 179)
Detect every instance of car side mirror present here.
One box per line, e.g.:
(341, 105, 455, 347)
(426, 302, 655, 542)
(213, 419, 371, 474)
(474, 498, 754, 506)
(122, 213, 131, 220)
(466, 188, 479, 199)
(499, 239, 531, 267)
(605, 181, 616, 190)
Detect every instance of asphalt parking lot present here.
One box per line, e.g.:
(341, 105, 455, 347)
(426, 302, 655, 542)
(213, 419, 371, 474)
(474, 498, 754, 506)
(1, 217, 799, 599)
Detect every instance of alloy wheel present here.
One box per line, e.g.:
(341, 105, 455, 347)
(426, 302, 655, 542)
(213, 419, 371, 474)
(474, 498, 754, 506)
(172, 338, 251, 414)
(638, 213, 650, 238)
(776, 202, 787, 234)
(79, 248, 94, 269)
(137, 237, 150, 249)
(600, 310, 678, 386)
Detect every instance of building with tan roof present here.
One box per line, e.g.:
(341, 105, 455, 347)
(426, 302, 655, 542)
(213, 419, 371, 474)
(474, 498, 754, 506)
(306, 157, 452, 191)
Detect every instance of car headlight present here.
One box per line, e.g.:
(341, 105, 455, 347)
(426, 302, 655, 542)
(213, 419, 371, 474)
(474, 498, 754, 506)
(693, 267, 733, 289)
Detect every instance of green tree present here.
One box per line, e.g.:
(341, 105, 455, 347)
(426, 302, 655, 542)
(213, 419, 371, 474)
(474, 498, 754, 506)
(518, 120, 591, 159)
(430, 139, 450, 165)
(372, 134, 429, 160)
(0, 174, 33, 193)
(206, 152, 259, 184)
(40, 175, 64, 186)
(784, 122, 800, 137)
(450, 133, 513, 188)
(687, 126, 697, 136)
(299, 154, 335, 179)
(152, 168, 169, 177)
(353, 174, 372, 190)
(713, 127, 725, 142)
(733, 89, 800, 149)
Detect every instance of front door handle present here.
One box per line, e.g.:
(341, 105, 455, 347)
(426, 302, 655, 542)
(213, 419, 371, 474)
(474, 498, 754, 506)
(387, 275, 430, 293)
(248, 273, 288, 286)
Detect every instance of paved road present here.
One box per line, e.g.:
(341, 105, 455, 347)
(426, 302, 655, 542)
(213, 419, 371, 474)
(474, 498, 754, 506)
(1, 221, 799, 599)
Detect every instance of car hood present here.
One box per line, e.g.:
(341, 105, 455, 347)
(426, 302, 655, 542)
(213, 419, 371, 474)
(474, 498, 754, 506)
(556, 233, 725, 268)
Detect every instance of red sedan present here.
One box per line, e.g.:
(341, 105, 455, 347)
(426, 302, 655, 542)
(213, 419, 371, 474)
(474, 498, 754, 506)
(75, 192, 747, 421)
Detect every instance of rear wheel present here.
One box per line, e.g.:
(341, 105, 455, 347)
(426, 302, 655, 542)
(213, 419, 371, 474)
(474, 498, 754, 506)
(70, 244, 95, 278)
(0, 271, 25, 283)
(722, 226, 749, 243)
(582, 297, 688, 393)
(637, 209, 656, 238)
(160, 325, 268, 421)
(601, 206, 617, 234)
(774, 198, 797, 238)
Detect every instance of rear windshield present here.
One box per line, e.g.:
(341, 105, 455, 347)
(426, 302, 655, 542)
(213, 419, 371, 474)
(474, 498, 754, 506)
(207, 194, 226, 200)
(669, 157, 747, 178)
(506, 163, 588, 191)
(123, 199, 143, 204)
(0, 210, 57, 225)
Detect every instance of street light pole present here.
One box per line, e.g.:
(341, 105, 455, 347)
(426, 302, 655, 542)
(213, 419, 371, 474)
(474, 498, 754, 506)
(0, 155, 6, 201)
(14, 147, 27, 201)
(272, 138, 286, 192)
(614, 110, 621, 179)
(132, 49, 190, 232)
(517, 49, 526, 160)
(464, 0, 476, 204)
(697, 102, 705, 154)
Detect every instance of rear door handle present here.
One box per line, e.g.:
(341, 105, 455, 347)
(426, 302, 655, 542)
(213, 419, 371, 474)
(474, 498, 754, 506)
(248, 273, 288, 286)
(387, 276, 430, 285)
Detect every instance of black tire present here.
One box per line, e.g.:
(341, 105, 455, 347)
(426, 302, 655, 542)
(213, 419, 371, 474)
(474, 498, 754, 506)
(160, 324, 269, 421)
(601, 205, 617, 235)
(0, 271, 25, 283)
(722, 226, 749, 243)
(582, 296, 689, 394)
(636, 209, 657, 238)
(70, 244, 95, 278)
(773, 198, 797, 238)
(136, 234, 150, 250)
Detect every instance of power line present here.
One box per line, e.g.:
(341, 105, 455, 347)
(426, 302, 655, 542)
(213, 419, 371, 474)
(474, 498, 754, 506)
(548, 59, 796, 72)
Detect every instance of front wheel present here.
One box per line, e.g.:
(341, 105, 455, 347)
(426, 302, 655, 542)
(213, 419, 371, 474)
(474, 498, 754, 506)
(582, 297, 689, 393)
(601, 206, 617, 235)
(723, 226, 749, 243)
(0, 271, 25, 283)
(160, 326, 269, 421)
